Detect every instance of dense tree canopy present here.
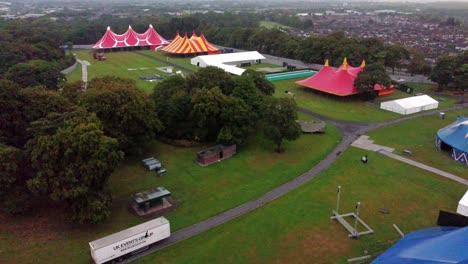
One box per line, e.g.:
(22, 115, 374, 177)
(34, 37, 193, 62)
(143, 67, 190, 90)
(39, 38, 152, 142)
(80, 76, 162, 154)
(0, 144, 32, 214)
(5, 60, 64, 89)
(431, 55, 456, 90)
(27, 109, 123, 223)
(0, 80, 26, 147)
(355, 63, 392, 98)
(152, 67, 268, 146)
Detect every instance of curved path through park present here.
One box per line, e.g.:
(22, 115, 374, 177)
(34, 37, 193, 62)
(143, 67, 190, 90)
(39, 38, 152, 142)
(126, 102, 468, 263)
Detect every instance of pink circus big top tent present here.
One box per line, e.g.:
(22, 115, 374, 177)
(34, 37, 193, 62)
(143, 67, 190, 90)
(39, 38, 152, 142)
(92, 25, 169, 50)
(296, 58, 393, 97)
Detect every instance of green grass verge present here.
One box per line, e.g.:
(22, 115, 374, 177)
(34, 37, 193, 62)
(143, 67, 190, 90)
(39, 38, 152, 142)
(0, 125, 341, 263)
(274, 79, 457, 122)
(259, 21, 292, 29)
(136, 147, 465, 264)
(368, 108, 468, 179)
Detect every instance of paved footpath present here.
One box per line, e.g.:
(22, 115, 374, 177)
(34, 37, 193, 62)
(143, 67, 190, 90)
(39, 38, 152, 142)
(378, 150, 468, 186)
(126, 103, 468, 263)
(77, 59, 90, 83)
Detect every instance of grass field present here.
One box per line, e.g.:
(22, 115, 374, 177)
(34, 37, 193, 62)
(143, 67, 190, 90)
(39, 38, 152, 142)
(137, 50, 199, 72)
(259, 21, 292, 29)
(273, 78, 457, 123)
(368, 108, 468, 179)
(0, 121, 341, 263)
(243, 63, 284, 70)
(136, 147, 466, 264)
(67, 50, 198, 93)
(406, 82, 437, 93)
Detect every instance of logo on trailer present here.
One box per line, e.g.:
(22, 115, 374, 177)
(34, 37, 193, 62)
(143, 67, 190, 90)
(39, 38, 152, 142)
(113, 230, 154, 252)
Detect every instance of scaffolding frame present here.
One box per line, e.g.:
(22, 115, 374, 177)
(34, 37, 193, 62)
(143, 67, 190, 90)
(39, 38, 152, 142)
(331, 186, 374, 238)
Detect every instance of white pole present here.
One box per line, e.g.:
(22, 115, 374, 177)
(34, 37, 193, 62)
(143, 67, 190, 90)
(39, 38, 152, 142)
(354, 202, 360, 236)
(336, 186, 341, 213)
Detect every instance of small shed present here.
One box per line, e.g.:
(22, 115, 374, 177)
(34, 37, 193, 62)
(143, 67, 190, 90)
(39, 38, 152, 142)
(297, 120, 326, 133)
(132, 186, 171, 213)
(196, 144, 236, 166)
(142, 157, 162, 171)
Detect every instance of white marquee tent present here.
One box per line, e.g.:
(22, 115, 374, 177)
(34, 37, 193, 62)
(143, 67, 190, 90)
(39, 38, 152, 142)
(380, 95, 439, 115)
(191, 51, 266, 76)
(457, 190, 468, 216)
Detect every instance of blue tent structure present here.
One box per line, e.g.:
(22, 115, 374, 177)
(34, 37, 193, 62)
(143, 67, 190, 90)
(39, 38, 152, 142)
(436, 117, 468, 165)
(372, 226, 468, 263)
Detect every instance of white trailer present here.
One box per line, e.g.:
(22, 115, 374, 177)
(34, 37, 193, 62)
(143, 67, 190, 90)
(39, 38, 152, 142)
(89, 217, 170, 264)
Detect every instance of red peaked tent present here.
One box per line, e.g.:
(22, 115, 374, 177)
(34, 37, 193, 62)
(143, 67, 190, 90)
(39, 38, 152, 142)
(296, 58, 394, 97)
(92, 25, 169, 50)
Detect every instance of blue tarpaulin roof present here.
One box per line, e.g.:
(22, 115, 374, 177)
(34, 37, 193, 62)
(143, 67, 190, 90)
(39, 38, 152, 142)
(437, 117, 468, 153)
(372, 226, 468, 264)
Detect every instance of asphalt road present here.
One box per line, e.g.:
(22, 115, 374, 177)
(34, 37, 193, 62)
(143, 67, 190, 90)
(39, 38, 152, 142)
(125, 102, 468, 263)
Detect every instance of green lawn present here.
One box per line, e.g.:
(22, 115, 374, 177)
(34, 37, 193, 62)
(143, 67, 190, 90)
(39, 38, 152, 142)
(274, 78, 457, 123)
(67, 50, 177, 93)
(137, 50, 199, 72)
(259, 20, 292, 29)
(406, 82, 437, 93)
(368, 108, 468, 179)
(136, 147, 465, 264)
(243, 63, 284, 70)
(0, 124, 341, 263)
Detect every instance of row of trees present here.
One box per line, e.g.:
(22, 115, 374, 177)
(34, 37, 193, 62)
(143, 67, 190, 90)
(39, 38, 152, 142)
(152, 67, 301, 151)
(0, 13, 434, 80)
(0, 76, 163, 223)
(0, 65, 301, 223)
(431, 51, 467, 90)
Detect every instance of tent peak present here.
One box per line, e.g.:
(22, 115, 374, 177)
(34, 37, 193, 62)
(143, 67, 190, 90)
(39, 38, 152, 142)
(361, 60, 366, 68)
(191, 30, 197, 37)
(106, 26, 111, 30)
(129, 25, 132, 29)
(324, 59, 329, 67)
(149, 24, 153, 28)
(342, 57, 348, 70)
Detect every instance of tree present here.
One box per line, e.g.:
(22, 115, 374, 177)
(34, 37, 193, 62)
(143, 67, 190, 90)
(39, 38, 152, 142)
(0, 144, 33, 214)
(384, 45, 409, 74)
(26, 109, 123, 223)
(81, 77, 162, 154)
(0, 80, 27, 147)
(355, 63, 392, 99)
(187, 66, 234, 95)
(453, 51, 468, 90)
(241, 69, 275, 96)
(262, 98, 301, 153)
(190, 87, 228, 141)
(431, 56, 456, 90)
(217, 97, 256, 146)
(151, 75, 194, 139)
(5, 60, 64, 90)
(407, 48, 427, 76)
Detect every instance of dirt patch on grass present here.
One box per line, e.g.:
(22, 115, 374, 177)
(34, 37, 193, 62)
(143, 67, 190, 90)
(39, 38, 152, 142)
(266, 225, 353, 264)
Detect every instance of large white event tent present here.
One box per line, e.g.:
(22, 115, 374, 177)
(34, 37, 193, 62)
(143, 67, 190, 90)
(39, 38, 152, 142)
(191, 51, 266, 76)
(457, 190, 468, 216)
(380, 95, 439, 115)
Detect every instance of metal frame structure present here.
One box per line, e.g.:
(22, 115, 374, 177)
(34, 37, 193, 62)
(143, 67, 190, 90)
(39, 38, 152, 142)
(331, 186, 374, 238)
